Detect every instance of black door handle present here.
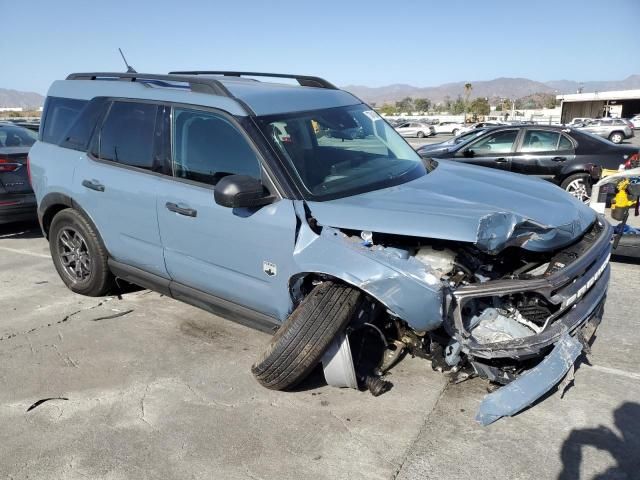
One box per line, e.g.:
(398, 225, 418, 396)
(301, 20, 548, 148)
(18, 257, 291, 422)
(552, 156, 567, 162)
(494, 157, 507, 163)
(166, 202, 197, 217)
(82, 179, 105, 192)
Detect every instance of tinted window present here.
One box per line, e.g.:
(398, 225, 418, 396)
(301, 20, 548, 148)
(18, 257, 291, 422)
(41, 97, 87, 144)
(172, 108, 261, 185)
(98, 102, 158, 170)
(0, 125, 37, 148)
(558, 135, 573, 150)
(469, 130, 518, 154)
(520, 130, 561, 152)
(60, 97, 109, 151)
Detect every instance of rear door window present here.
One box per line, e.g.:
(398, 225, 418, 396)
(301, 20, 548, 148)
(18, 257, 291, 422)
(520, 130, 561, 152)
(41, 97, 87, 144)
(96, 101, 159, 170)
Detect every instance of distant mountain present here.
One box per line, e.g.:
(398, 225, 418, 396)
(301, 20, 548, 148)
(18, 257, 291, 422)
(0, 88, 44, 109)
(545, 75, 640, 94)
(344, 75, 640, 105)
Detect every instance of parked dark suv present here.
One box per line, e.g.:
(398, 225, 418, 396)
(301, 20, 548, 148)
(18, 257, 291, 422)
(29, 71, 612, 424)
(416, 125, 639, 202)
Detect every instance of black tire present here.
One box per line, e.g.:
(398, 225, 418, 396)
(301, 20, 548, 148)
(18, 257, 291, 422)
(49, 208, 114, 296)
(252, 281, 363, 390)
(417, 131, 425, 138)
(560, 173, 592, 203)
(608, 131, 624, 144)
(452, 128, 459, 136)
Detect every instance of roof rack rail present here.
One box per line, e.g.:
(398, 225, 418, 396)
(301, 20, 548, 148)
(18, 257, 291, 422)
(65, 72, 234, 97)
(168, 71, 337, 90)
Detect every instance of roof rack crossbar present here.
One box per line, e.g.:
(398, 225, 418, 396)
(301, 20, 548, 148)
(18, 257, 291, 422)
(168, 71, 337, 90)
(65, 72, 234, 98)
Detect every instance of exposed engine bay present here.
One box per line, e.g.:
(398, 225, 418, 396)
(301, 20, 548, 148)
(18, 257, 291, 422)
(316, 219, 610, 423)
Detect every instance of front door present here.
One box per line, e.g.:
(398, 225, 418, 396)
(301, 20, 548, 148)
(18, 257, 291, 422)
(156, 106, 297, 321)
(510, 129, 576, 179)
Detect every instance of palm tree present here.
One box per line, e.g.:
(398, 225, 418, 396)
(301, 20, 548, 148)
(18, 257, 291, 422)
(463, 83, 473, 123)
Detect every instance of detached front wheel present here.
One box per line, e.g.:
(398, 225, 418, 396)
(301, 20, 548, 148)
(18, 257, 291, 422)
(252, 281, 362, 390)
(561, 173, 592, 203)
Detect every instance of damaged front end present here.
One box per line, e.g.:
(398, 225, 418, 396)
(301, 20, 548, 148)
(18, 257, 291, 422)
(450, 219, 611, 424)
(306, 209, 612, 424)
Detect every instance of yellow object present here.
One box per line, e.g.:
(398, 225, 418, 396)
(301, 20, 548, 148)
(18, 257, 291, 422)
(601, 168, 619, 178)
(611, 179, 637, 211)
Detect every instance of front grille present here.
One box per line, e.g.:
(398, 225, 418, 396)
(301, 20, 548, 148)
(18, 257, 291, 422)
(450, 219, 613, 358)
(517, 302, 552, 325)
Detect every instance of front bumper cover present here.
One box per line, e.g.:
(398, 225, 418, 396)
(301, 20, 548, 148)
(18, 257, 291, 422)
(475, 298, 604, 425)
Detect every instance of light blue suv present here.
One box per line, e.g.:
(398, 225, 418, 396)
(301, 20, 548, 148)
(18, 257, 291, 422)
(30, 71, 612, 424)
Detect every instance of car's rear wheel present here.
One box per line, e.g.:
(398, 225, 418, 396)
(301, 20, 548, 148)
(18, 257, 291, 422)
(561, 173, 592, 203)
(452, 128, 459, 136)
(49, 209, 113, 296)
(609, 131, 624, 144)
(252, 281, 363, 391)
(417, 131, 425, 138)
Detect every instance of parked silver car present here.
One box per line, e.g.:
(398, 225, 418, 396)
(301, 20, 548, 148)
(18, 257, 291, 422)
(577, 118, 634, 144)
(394, 121, 435, 138)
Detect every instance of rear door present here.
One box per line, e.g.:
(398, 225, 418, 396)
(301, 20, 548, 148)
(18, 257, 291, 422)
(73, 100, 168, 278)
(453, 128, 519, 171)
(510, 128, 575, 178)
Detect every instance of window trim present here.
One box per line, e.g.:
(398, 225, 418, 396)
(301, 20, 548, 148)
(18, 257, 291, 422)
(84, 97, 283, 199)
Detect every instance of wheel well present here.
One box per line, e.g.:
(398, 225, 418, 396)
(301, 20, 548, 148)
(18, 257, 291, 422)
(42, 204, 70, 238)
(609, 130, 624, 137)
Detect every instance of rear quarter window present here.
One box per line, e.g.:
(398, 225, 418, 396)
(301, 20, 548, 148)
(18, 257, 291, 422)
(41, 97, 87, 144)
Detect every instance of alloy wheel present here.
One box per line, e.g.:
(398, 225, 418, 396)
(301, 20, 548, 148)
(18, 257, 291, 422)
(57, 227, 92, 282)
(565, 178, 590, 203)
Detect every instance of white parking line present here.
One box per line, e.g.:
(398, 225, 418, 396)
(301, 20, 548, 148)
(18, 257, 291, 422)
(589, 364, 640, 381)
(0, 246, 51, 259)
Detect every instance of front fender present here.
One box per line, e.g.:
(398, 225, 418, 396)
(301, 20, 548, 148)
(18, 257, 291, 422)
(291, 222, 444, 332)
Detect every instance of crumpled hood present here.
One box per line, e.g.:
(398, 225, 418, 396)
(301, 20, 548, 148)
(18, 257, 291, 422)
(306, 160, 596, 253)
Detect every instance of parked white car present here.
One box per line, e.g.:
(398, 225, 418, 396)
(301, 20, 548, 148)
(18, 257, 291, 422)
(433, 121, 463, 135)
(394, 122, 435, 138)
(629, 114, 640, 129)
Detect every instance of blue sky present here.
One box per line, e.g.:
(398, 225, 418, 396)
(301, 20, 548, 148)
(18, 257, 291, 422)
(2, 0, 639, 94)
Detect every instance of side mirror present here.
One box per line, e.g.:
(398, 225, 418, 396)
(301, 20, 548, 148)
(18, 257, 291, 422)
(463, 148, 475, 158)
(214, 174, 275, 209)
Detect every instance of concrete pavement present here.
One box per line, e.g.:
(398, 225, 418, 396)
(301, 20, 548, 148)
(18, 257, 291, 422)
(0, 219, 638, 480)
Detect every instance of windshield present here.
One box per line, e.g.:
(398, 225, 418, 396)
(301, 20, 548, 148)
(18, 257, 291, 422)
(257, 104, 426, 200)
(0, 125, 37, 148)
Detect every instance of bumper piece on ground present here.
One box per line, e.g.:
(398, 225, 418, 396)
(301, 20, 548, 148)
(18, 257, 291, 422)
(475, 333, 583, 426)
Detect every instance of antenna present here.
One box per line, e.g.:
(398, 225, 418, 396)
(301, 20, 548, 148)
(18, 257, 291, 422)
(118, 48, 137, 73)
